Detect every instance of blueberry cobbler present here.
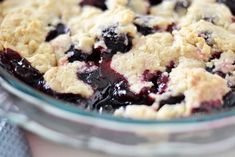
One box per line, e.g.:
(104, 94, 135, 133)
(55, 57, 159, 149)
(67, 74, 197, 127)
(1, 0, 235, 119)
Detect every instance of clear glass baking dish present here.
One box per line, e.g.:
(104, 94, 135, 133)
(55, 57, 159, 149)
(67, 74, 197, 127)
(1, 66, 235, 157)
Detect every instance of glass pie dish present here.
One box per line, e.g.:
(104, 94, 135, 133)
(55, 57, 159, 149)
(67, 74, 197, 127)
(1, 66, 235, 157)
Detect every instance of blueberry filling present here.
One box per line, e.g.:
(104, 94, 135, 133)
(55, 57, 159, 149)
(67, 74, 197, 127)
(78, 58, 154, 112)
(45, 23, 69, 42)
(0, 48, 87, 104)
(198, 31, 214, 47)
(1, 48, 235, 114)
(205, 65, 215, 74)
(101, 26, 133, 54)
(142, 70, 169, 94)
(80, 0, 107, 11)
(159, 95, 185, 109)
(134, 24, 155, 36)
(0, 48, 45, 90)
(223, 89, 235, 108)
(65, 45, 101, 64)
(148, 0, 163, 6)
(134, 23, 176, 35)
(0, 48, 155, 113)
(216, 0, 235, 15)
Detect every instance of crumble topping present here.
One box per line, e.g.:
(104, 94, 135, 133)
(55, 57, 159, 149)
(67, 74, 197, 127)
(167, 65, 229, 115)
(111, 32, 178, 93)
(44, 62, 94, 98)
(179, 1, 233, 28)
(0, 0, 235, 120)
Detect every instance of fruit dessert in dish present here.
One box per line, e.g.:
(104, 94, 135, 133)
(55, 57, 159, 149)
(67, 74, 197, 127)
(0, 0, 235, 120)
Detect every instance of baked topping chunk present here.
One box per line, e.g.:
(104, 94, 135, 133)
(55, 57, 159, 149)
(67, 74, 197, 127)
(1, 0, 235, 120)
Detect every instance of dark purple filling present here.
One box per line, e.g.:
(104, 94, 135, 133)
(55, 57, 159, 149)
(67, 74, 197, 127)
(0, 48, 87, 105)
(159, 95, 185, 109)
(134, 23, 176, 35)
(0, 49, 45, 90)
(148, 0, 163, 6)
(80, 0, 107, 11)
(216, 0, 235, 15)
(223, 89, 235, 108)
(1, 48, 235, 114)
(134, 24, 155, 36)
(101, 26, 133, 54)
(78, 55, 154, 112)
(0, 48, 155, 113)
(65, 45, 102, 64)
(45, 23, 69, 42)
(142, 70, 169, 94)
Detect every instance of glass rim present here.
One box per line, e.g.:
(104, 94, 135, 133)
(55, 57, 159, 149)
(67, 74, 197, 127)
(1, 67, 235, 125)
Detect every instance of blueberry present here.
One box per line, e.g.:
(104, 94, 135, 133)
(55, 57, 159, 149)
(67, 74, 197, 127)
(80, 0, 107, 10)
(216, 0, 235, 15)
(148, 0, 163, 6)
(223, 90, 235, 108)
(102, 26, 133, 53)
(135, 24, 155, 36)
(205, 65, 215, 74)
(45, 23, 69, 42)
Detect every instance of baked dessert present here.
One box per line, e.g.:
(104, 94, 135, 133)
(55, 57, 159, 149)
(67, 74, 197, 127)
(0, 0, 235, 119)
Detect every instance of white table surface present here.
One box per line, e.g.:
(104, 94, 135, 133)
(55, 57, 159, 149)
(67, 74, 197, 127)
(25, 131, 112, 157)
(25, 131, 235, 157)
